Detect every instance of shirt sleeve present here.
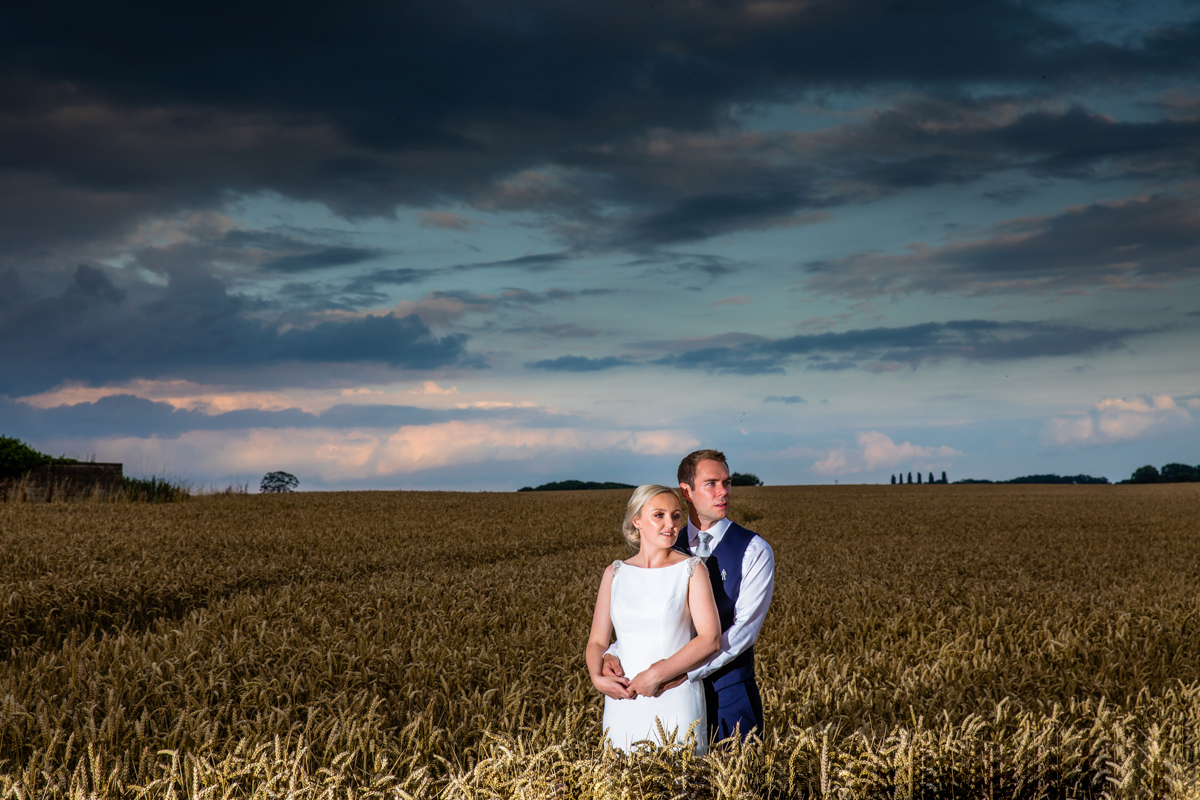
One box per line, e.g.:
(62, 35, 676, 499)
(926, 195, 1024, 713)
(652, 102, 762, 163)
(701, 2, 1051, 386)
(688, 536, 775, 682)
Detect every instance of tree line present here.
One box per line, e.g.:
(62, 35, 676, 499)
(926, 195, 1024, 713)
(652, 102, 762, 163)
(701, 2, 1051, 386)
(891, 472, 948, 485)
(891, 461, 1199, 485)
(1122, 463, 1200, 483)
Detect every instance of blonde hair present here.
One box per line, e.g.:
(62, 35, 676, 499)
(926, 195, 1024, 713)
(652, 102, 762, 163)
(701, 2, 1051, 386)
(621, 485, 682, 548)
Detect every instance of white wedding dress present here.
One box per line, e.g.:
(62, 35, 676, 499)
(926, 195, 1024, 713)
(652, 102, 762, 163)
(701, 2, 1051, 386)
(603, 556, 708, 755)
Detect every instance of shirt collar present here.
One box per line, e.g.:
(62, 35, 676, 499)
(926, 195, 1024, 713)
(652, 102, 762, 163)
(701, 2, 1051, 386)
(687, 516, 732, 548)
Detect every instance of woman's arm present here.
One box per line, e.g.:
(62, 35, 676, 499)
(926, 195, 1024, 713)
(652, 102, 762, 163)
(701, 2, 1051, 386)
(629, 565, 721, 697)
(587, 564, 635, 700)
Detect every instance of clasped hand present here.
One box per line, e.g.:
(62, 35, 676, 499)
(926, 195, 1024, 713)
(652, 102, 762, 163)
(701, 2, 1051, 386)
(601, 654, 687, 699)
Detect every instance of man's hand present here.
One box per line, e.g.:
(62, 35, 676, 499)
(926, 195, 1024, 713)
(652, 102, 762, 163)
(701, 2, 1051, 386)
(653, 673, 688, 696)
(593, 674, 636, 700)
(601, 653, 625, 678)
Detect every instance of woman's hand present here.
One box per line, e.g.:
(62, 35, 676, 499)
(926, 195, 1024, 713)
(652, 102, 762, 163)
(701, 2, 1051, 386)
(593, 674, 636, 700)
(630, 660, 669, 697)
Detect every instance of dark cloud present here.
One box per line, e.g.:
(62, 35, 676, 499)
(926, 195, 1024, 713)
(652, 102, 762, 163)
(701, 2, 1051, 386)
(406, 287, 586, 323)
(273, 314, 467, 367)
(513, 323, 601, 337)
(626, 191, 820, 246)
(94, 223, 400, 313)
(526, 355, 633, 372)
(261, 246, 385, 273)
(1, 0, 1198, 261)
(764, 395, 805, 404)
(0, 269, 472, 394)
(655, 347, 787, 375)
(0, 268, 29, 308)
(0, 394, 311, 439)
(498, 287, 573, 304)
(0, 395, 568, 441)
(573, 96, 1200, 247)
(815, 100, 1200, 190)
(461, 253, 572, 273)
(341, 268, 433, 300)
(652, 319, 1153, 375)
(803, 194, 1200, 298)
(337, 255, 572, 301)
(69, 264, 127, 303)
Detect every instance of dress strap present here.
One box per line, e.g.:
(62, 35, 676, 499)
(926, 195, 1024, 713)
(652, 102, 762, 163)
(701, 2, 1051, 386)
(686, 556, 703, 577)
(611, 559, 624, 576)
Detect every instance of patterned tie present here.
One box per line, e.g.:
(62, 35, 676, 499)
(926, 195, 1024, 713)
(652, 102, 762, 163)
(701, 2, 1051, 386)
(695, 532, 713, 558)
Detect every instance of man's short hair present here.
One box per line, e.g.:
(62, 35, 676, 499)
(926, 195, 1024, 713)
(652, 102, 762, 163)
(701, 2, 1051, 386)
(678, 449, 729, 488)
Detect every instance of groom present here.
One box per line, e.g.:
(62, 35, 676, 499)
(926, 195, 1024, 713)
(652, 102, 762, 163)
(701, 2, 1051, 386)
(603, 448, 776, 742)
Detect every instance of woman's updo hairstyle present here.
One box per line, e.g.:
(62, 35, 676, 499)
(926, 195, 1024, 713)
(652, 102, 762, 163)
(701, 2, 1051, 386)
(621, 484, 682, 548)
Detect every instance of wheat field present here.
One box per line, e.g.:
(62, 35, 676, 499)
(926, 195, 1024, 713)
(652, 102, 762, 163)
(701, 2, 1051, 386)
(1, 484, 1198, 799)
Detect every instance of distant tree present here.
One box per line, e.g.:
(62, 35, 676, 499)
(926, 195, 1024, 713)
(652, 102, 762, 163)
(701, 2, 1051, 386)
(929, 472, 935, 485)
(260, 471, 299, 493)
(1160, 463, 1200, 483)
(907, 472, 913, 484)
(916, 472, 922, 484)
(890, 474, 896, 485)
(941, 471, 947, 484)
(1008, 474, 1109, 485)
(518, 480, 635, 492)
(731, 472, 763, 486)
(1128, 465, 1160, 484)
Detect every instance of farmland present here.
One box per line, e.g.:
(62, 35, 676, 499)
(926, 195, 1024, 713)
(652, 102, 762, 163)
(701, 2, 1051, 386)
(1, 484, 1198, 799)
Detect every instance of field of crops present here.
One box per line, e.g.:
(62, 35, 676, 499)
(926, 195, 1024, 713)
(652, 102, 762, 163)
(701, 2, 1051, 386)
(1, 484, 1198, 799)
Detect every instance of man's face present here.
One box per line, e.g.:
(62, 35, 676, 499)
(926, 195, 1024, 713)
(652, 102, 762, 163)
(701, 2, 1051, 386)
(681, 459, 732, 526)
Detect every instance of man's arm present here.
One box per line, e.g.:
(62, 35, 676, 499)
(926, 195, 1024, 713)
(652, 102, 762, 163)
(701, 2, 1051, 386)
(687, 537, 775, 682)
(602, 642, 624, 677)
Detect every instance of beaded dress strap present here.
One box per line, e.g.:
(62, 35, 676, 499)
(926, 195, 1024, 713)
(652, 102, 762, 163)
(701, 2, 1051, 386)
(685, 556, 703, 577)
(611, 559, 623, 576)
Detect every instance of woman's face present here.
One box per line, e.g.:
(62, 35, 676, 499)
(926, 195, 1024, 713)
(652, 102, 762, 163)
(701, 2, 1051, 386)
(634, 492, 683, 550)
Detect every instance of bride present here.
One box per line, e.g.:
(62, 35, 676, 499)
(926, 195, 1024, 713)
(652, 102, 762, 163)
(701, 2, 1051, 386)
(586, 484, 721, 754)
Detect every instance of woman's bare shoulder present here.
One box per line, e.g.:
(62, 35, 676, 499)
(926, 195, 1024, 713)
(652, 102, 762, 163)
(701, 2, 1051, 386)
(663, 550, 691, 566)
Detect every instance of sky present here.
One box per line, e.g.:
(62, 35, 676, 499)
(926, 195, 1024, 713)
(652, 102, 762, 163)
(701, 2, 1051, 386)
(1, 0, 1198, 490)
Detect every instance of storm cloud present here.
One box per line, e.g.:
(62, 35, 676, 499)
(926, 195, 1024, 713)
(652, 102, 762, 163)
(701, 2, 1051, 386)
(803, 194, 1200, 298)
(652, 320, 1149, 375)
(0, 266, 472, 394)
(526, 355, 634, 372)
(2, 1, 1199, 260)
(0, 394, 572, 441)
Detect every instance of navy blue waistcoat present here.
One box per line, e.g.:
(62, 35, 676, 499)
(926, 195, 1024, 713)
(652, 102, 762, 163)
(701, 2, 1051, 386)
(675, 522, 758, 691)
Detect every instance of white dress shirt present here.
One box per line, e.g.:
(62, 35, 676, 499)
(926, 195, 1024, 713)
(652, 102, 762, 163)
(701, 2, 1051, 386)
(682, 517, 775, 683)
(605, 516, 776, 685)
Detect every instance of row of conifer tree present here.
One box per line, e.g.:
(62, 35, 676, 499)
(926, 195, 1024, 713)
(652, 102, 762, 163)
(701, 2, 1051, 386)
(891, 472, 947, 484)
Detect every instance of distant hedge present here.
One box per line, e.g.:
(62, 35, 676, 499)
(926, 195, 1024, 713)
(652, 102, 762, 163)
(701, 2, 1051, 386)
(517, 480, 635, 492)
(0, 435, 77, 480)
(954, 474, 1109, 484)
(1006, 474, 1110, 485)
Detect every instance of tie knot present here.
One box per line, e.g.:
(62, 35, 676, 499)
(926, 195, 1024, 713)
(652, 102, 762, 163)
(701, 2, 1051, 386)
(697, 532, 713, 557)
